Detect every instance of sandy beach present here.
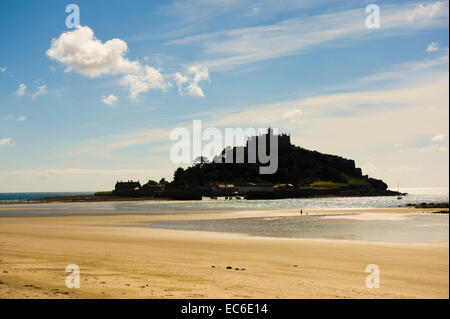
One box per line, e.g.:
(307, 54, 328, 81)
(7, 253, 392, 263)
(0, 207, 448, 299)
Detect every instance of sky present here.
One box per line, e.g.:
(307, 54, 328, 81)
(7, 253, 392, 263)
(0, 0, 448, 192)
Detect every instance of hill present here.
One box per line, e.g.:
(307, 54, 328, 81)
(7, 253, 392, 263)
(170, 128, 388, 193)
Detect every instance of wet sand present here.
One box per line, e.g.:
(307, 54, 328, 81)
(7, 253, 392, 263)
(0, 208, 448, 298)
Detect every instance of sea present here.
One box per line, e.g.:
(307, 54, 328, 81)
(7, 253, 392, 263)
(0, 192, 94, 204)
(0, 187, 447, 208)
(0, 188, 448, 243)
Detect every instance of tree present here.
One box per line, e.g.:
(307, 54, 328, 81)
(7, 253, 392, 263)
(159, 178, 170, 188)
(174, 167, 184, 180)
(193, 156, 209, 167)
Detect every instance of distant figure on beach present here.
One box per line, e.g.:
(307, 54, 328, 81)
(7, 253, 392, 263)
(300, 209, 303, 215)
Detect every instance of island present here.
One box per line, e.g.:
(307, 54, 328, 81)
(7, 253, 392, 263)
(1, 128, 402, 204)
(32, 128, 400, 203)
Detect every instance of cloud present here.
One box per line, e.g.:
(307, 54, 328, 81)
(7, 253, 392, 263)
(432, 133, 447, 142)
(426, 41, 440, 52)
(120, 66, 170, 100)
(102, 94, 118, 105)
(351, 53, 449, 87)
(174, 65, 210, 97)
(407, 1, 448, 22)
(166, 1, 449, 71)
(63, 52, 449, 187)
(32, 84, 48, 99)
(46, 26, 140, 78)
(425, 41, 449, 53)
(0, 168, 174, 192)
(282, 109, 303, 123)
(69, 53, 449, 157)
(68, 127, 171, 156)
(15, 83, 26, 96)
(0, 138, 15, 147)
(47, 25, 173, 101)
(0, 66, 6, 72)
(18, 116, 26, 121)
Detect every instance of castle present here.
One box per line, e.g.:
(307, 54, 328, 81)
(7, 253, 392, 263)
(246, 127, 292, 151)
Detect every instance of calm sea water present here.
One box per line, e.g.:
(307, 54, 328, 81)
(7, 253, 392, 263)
(0, 188, 447, 209)
(147, 212, 449, 243)
(0, 192, 94, 203)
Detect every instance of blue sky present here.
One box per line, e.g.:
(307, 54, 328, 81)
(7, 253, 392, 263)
(0, 0, 448, 191)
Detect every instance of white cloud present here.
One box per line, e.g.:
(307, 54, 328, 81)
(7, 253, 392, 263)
(18, 116, 26, 121)
(46, 25, 174, 101)
(15, 83, 26, 96)
(432, 133, 447, 142)
(350, 53, 449, 87)
(407, 1, 448, 22)
(46, 26, 140, 78)
(0, 138, 15, 147)
(175, 65, 210, 97)
(102, 94, 118, 105)
(0, 66, 6, 72)
(120, 66, 170, 100)
(68, 127, 171, 156)
(282, 109, 303, 123)
(167, 1, 449, 71)
(32, 84, 48, 99)
(174, 72, 189, 94)
(426, 41, 440, 52)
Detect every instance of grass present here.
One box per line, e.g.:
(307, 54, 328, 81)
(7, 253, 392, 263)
(347, 178, 369, 186)
(94, 191, 113, 196)
(310, 181, 347, 188)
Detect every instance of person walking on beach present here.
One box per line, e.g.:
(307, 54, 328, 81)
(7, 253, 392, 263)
(300, 209, 303, 215)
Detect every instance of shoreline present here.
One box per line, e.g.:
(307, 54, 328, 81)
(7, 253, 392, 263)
(0, 189, 406, 205)
(0, 208, 448, 298)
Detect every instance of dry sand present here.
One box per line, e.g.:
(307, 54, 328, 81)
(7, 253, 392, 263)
(0, 208, 448, 298)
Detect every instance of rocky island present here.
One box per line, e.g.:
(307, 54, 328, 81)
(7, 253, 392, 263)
(96, 128, 399, 201)
(11, 128, 401, 204)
